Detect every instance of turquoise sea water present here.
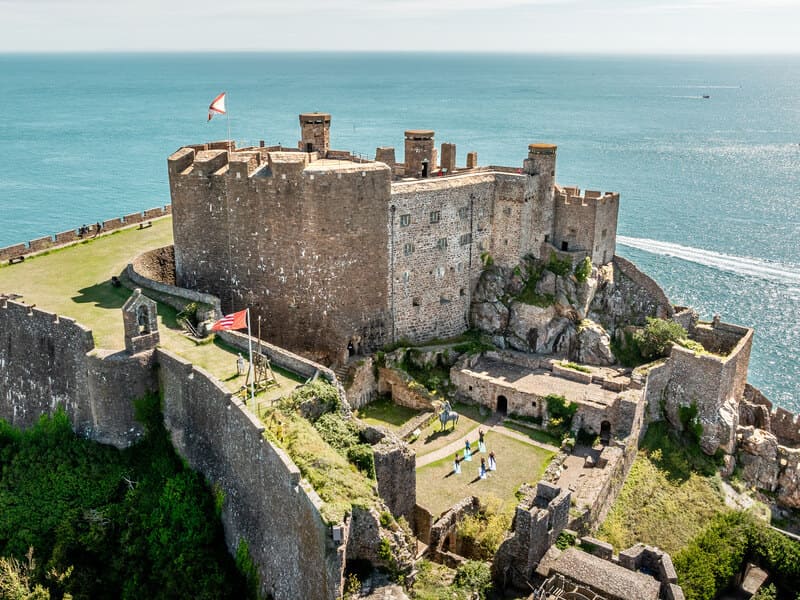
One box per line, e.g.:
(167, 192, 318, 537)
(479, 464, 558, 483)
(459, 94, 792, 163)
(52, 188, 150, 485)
(1, 53, 798, 408)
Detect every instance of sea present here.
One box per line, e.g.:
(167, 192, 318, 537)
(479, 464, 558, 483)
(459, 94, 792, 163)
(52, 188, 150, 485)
(0, 53, 798, 410)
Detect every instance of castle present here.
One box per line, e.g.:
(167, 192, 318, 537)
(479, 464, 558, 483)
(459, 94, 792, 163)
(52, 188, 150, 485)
(168, 113, 618, 363)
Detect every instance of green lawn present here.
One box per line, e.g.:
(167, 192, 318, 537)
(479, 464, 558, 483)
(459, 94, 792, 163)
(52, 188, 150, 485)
(0, 218, 303, 396)
(416, 431, 555, 518)
(355, 396, 422, 431)
(410, 402, 492, 458)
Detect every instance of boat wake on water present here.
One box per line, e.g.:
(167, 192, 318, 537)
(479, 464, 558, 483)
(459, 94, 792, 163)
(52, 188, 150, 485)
(617, 236, 800, 285)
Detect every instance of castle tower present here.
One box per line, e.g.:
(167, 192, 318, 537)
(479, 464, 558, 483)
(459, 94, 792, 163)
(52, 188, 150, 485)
(404, 130, 435, 178)
(524, 143, 557, 184)
(524, 143, 558, 250)
(299, 112, 331, 154)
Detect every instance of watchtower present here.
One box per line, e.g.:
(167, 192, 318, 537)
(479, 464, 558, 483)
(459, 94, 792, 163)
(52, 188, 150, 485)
(404, 130, 436, 178)
(299, 112, 331, 154)
(524, 143, 557, 184)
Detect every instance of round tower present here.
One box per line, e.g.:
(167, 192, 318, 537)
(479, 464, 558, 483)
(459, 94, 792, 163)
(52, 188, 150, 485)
(404, 130, 435, 178)
(299, 112, 331, 154)
(524, 143, 557, 185)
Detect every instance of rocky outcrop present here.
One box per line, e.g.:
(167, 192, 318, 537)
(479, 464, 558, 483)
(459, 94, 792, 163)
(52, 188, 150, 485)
(575, 320, 615, 366)
(737, 426, 800, 508)
(471, 256, 665, 365)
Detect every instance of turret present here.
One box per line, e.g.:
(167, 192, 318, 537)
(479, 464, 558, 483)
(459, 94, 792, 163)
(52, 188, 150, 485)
(524, 143, 557, 188)
(404, 130, 436, 178)
(299, 112, 331, 154)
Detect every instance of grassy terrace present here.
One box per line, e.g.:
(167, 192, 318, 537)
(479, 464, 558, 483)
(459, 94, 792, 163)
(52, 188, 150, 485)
(416, 431, 554, 517)
(0, 217, 303, 395)
(597, 423, 727, 555)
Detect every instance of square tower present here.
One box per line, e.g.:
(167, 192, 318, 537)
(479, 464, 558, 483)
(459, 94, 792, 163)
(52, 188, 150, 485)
(299, 112, 331, 154)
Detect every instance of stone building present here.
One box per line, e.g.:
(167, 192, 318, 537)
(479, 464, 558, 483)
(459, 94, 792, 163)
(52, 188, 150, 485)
(168, 113, 619, 363)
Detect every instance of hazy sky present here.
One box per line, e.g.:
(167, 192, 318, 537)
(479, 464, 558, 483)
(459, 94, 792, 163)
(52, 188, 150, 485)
(1, 0, 799, 54)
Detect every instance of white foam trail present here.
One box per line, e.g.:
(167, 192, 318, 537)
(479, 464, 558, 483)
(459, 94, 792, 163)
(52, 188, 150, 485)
(617, 236, 800, 284)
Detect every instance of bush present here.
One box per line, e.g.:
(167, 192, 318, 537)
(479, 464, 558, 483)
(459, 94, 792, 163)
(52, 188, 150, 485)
(574, 256, 592, 282)
(546, 252, 572, 277)
(635, 318, 689, 360)
(545, 394, 577, 437)
(453, 561, 493, 599)
(280, 379, 341, 419)
(313, 413, 375, 479)
(346, 445, 376, 480)
(0, 406, 250, 600)
(456, 498, 512, 560)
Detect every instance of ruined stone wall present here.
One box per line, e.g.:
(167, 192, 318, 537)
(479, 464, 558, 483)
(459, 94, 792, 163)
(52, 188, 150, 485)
(345, 357, 378, 410)
(169, 146, 393, 363)
(643, 322, 753, 454)
(378, 367, 436, 411)
(157, 349, 344, 600)
(741, 383, 800, 446)
(591, 194, 619, 266)
(390, 174, 495, 343)
(0, 299, 148, 447)
(372, 433, 416, 524)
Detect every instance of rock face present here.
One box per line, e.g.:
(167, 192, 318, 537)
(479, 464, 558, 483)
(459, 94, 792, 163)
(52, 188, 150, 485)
(471, 256, 662, 365)
(737, 426, 800, 508)
(575, 320, 615, 366)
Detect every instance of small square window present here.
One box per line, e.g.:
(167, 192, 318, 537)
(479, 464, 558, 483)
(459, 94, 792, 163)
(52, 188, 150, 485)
(404, 242, 414, 256)
(459, 288, 466, 297)
(402, 271, 410, 283)
(503, 207, 512, 216)
(400, 214, 411, 227)
(469, 385, 473, 391)
(430, 210, 441, 224)
(412, 297, 421, 307)
(459, 233, 472, 246)
(437, 237, 448, 250)
(458, 206, 469, 219)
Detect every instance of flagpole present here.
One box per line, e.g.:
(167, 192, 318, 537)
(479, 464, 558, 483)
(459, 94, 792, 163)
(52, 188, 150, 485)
(226, 96, 231, 146)
(247, 308, 255, 403)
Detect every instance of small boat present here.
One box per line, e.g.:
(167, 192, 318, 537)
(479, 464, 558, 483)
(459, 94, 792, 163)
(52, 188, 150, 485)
(702, 95, 710, 99)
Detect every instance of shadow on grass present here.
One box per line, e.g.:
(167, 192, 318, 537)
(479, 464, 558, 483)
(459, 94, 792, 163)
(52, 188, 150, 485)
(72, 281, 129, 309)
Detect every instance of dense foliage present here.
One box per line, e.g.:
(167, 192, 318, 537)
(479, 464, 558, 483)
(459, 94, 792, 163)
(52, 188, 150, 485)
(411, 560, 493, 600)
(612, 318, 706, 366)
(0, 399, 250, 600)
(674, 511, 800, 600)
(545, 394, 577, 438)
(573, 256, 592, 283)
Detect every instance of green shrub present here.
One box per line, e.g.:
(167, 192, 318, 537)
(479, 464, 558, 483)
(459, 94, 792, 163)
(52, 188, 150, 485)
(556, 530, 576, 550)
(280, 379, 341, 418)
(545, 394, 577, 437)
(546, 252, 572, 277)
(574, 256, 592, 283)
(678, 403, 703, 443)
(514, 262, 555, 307)
(453, 561, 493, 599)
(635, 318, 689, 360)
(346, 444, 376, 480)
(479, 251, 494, 267)
(456, 498, 512, 560)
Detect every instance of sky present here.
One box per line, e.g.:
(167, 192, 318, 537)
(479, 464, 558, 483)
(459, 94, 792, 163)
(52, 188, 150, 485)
(1, 0, 799, 54)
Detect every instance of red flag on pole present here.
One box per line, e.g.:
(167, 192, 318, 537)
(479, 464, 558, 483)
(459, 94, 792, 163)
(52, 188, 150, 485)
(211, 309, 247, 331)
(208, 92, 226, 121)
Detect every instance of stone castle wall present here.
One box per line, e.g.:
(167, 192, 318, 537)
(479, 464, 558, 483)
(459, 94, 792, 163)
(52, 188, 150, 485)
(0, 298, 151, 447)
(157, 349, 344, 600)
(553, 189, 619, 266)
(169, 146, 393, 363)
(390, 174, 495, 343)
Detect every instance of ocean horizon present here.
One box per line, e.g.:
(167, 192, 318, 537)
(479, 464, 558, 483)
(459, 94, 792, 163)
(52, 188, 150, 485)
(1, 52, 798, 409)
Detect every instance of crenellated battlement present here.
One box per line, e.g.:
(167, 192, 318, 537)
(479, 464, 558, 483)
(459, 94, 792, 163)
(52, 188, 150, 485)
(169, 111, 620, 361)
(556, 185, 620, 206)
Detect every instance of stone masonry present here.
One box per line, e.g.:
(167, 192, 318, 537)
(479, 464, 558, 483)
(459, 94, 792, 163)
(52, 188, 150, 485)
(168, 113, 619, 364)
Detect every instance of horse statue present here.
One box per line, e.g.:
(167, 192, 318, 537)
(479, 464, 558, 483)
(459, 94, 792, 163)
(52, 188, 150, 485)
(438, 400, 459, 431)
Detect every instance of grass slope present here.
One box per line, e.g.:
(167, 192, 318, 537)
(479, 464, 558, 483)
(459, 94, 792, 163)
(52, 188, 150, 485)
(598, 422, 726, 555)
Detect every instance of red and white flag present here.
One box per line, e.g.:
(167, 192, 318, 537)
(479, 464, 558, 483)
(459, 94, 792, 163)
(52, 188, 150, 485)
(207, 92, 226, 122)
(211, 309, 247, 331)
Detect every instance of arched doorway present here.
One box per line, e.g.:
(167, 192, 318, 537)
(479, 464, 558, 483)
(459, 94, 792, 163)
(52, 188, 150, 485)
(600, 420, 612, 445)
(497, 395, 508, 415)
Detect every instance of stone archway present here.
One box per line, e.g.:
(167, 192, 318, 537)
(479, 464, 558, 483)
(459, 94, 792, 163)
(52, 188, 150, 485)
(497, 395, 508, 416)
